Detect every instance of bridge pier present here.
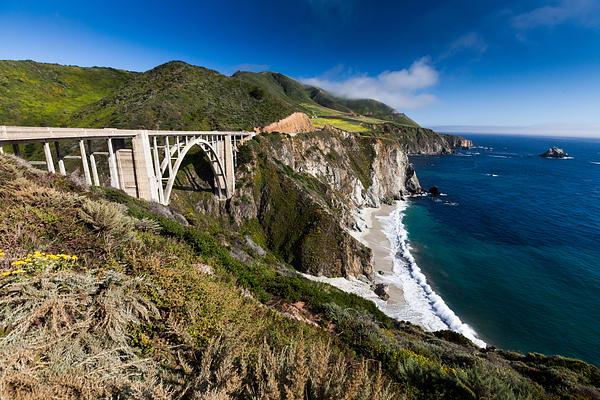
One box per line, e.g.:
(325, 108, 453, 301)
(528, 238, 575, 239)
(43, 142, 55, 173)
(224, 134, 235, 196)
(0, 126, 254, 206)
(132, 131, 160, 202)
(79, 140, 92, 185)
(107, 138, 120, 189)
(54, 142, 66, 175)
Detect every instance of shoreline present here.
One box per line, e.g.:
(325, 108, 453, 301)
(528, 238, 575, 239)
(306, 200, 487, 348)
(353, 204, 407, 310)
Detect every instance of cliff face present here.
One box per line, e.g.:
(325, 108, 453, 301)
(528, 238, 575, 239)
(225, 127, 425, 278)
(178, 125, 462, 279)
(372, 123, 465, 155)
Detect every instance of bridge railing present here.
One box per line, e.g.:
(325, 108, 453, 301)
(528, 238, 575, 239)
(0, 126, 253, 142)
(0, 126, 255, 205)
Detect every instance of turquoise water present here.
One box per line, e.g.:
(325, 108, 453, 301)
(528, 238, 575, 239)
(407, 134, 600, 366)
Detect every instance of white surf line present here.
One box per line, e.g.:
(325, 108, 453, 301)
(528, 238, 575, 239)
(305, 201, 486, 348)
(381, 201, 486, 347)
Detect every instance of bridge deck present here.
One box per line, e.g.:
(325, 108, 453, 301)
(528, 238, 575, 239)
(0, 126, 253, 143)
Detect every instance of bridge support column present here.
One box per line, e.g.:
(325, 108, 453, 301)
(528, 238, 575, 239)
(43, 142, 55, 173)
(79, 140, 92, 185)
(54, 142, 66, 175)
(107, 138, 120, 189)
(224, 134, 235, 197)
(132, 131, 159, 202)
(89, 153, 100, 186)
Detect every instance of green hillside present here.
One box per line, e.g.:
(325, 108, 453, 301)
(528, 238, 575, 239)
(0, 60, 421, 132)
(73, 62, 295, 130)
(234, 71, 421, 130)
(0, 60, 133, 126)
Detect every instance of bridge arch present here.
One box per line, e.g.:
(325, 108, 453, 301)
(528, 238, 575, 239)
(162, 137, 231, 205)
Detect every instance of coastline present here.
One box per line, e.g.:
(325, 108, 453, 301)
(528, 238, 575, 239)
(305, 200, 487, 348)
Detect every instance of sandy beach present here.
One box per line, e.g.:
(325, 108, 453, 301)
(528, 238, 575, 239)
(354, 204, 407, 309)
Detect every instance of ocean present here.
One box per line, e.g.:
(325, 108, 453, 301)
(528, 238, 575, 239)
(403, 134, 600, 366)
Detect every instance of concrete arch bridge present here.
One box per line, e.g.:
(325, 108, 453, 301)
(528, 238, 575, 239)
(0, 126, 254, 205)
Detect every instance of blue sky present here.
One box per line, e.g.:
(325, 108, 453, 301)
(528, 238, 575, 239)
(1, 0, 600, 135)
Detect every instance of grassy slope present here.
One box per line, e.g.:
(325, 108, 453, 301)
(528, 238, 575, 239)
(233, 71, 421, 130)
(72, 62, 295, 130)
(0, 60, 421, 133)
(1, 155, 599, 399)
(0, 60, 134, 126)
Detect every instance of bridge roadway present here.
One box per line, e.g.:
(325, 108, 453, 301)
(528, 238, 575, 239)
(0, 126, 254, 205)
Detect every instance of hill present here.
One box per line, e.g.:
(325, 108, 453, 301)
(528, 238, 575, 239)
(234, 71, 421, 130)
(1, 152, 599, 399)
(0, 60, 420, 132)
(0, 60, 133, 126)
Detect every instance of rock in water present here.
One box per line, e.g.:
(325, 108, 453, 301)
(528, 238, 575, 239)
(374, 283, 390, 301)
(540, 147, 569, 158)
(428, 186, 441, 196)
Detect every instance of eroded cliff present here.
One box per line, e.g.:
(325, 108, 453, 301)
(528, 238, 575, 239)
(172, 125, 459, 279)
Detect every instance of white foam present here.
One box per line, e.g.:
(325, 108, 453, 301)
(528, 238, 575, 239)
(380, 201, 486, 347)
(304, 202, 487, 348)
(486, 173, 499, 177)
(591, 161, 600, 165)
(489, 155, 509, 159)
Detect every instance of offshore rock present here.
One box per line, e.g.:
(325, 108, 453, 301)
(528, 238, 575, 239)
(428, 186, 441, 196)
(540, 147, 569, 158)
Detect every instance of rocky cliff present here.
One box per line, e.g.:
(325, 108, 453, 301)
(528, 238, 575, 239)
(171, 124, 463, 279)
(220, 127, 426, 278)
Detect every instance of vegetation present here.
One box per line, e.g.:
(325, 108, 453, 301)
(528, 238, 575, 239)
(1, 155, 599, 398)
(0, 60, 420, 133)
(1, 59, 599, 398)
(0, 60, 133, 126)
(1, 154, 599, 399)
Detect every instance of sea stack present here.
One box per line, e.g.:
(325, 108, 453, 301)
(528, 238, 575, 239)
(540, 147, 569, 158)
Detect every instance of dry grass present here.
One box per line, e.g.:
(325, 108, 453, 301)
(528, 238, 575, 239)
(177, 331, 400, 400)
(0, 270, 167, 399)
(0, 156, 136, 268)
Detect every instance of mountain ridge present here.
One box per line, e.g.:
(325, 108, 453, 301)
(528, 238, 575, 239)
(0, 59, 420, 131)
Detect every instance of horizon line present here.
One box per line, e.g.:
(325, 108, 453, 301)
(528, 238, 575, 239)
(430, 124, 600, 139)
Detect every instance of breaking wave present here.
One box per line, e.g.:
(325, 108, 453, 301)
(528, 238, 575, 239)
(381, 201, 487, 347)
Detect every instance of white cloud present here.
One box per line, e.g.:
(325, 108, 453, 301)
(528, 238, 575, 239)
(439, 32, 488, 61)
(450, 32, 488, 54)
(301, 58, 439, 110)
(512, 0, 600, 29)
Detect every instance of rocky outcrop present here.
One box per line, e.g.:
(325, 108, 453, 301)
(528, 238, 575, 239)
(444, 135, 473, 150)
(194, 125, 459, 279)
(226, 127, 427, 277)
(371, 123, 469, 155)
(540, 147, 569, 158)
(259, 112, 314, 135)
(374, 283, 390, 301)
